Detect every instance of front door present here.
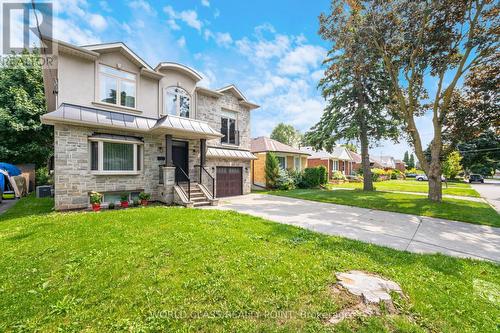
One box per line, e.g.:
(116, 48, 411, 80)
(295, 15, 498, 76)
(172, 140, 189, 182)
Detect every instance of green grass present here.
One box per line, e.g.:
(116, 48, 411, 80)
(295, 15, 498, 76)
(270, 189, 500, 227)
(328, 179, 480, 197)
(0, 196, 499, 332)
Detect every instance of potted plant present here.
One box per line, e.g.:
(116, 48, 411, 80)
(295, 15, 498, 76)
(138, 192, 151, 206)
(89, 191, 102, 212)
(120, 194, 129, 208)
(108, 202, 115, 209)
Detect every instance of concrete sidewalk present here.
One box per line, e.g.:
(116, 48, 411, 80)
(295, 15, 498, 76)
(202, 194, 500, 262)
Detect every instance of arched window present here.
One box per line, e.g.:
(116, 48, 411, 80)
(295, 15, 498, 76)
(164, 87, 190, 118)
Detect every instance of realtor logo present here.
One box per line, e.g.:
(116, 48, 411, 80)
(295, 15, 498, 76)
(2, 1, 53, 55)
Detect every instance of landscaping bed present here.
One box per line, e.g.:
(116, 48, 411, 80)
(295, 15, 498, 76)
(0, 196, 499, 332)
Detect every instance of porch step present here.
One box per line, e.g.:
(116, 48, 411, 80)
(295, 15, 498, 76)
(193, 201, 210, 207)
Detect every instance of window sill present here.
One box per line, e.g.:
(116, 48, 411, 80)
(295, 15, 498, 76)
(220, 143, 239, 147)
(91, 171, 142, 176)
(92, 101, 142, 114)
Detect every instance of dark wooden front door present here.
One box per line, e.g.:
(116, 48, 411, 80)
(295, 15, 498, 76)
(216, 167, 242, 197)
(172, 140, 189, 182)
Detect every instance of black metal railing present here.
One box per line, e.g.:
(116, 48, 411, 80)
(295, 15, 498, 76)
(173, 162, 190, 201)
(194, 165, 215, 199)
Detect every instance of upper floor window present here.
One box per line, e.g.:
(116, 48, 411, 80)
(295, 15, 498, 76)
(221, 111, 238, 145)
(164, 87, 190, 118)
(99, 65, 136, 108)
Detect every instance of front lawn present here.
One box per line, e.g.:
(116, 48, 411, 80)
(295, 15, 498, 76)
(0, 196, 499, 332)
(271, 189, 500, 227)
(328, 179, 480, 197)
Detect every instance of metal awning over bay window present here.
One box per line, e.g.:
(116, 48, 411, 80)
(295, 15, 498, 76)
(41, 103, 223, 140)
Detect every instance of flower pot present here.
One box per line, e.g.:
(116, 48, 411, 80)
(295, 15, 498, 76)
(141, 199, 148, 206)
(121, 201, 129, 208)
(91, 203, 101, 212)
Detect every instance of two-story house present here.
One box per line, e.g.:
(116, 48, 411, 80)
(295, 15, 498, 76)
(40, 38, 258, 210)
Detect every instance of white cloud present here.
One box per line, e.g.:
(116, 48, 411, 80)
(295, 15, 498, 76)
(177, 36, 186, 48)
(201, 0, 210, 7)
(214, 32, 232, 47)
(164, 6, 203, 32)
(167, 19, 180, 31)
(99, 1, 112, 12)
(213, 9, 220, 18)
(278, 45, 326, 75)
(88, 14, 108, 31)
(128, 0, 156, 16)
(53, 17, 100, 45)
(311, 69, 324, 82)
(204, 29, 214, 41)
(199, 68, 217, 88)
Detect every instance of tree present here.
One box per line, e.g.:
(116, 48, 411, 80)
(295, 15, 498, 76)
(365, 0, 498, 201)
(403, 151, 409, 166)
(265, 152, 280, 189)
(442, 151, 463, 180)
(306, 1, 400, 191)
(408, 154, 415, 169)
(0, 50, 52, 167)
(458, 130, 500, 176)
(270, 123, 302, 147)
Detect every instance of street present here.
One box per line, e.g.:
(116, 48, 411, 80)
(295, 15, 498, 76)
(470, 179, 500, 213)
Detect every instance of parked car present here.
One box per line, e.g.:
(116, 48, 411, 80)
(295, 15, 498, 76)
(468, 174, 484, 183)
(416, 174, 446, 181)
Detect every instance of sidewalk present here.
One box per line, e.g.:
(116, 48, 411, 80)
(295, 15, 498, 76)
(203, 194, 500, 262)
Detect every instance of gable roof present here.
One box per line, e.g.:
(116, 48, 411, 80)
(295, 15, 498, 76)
(217, 85, 247, 100)
(82, 42, 153, 70)
(251, 137, 309, 155)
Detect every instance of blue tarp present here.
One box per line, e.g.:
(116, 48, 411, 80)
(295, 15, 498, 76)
(0, 163, 21, 192)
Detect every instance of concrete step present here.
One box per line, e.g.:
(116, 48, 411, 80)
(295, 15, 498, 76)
(193, 201, 210, 207)
(191, 196, 209, 202)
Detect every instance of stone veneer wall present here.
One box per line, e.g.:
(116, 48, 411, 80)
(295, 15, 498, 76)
(196, 91, 251, 151)
(53, 124, 164, 210)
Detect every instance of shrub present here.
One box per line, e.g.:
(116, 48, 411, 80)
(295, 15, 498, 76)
(371, 168, 390, 181)
(108, 202, 115, 209)
(302, 167, 325, 188)
(276, 168, 295, 190)
(35, 167, 53, 186)
(265, 152, 280, 189)
(332, 170, 346, 180)
(133, 199, 140, 206)
(318, 165, 328, 185)
(120, 194, 129, 203)
(288, 169, 304, 187)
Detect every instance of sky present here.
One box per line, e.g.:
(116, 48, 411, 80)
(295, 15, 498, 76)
(41, 0, 436, 160)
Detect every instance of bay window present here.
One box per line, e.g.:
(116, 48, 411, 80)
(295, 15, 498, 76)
(99, 64, 136, 108)
(89, 137, 143, 174)
(164, 87, 190, 117)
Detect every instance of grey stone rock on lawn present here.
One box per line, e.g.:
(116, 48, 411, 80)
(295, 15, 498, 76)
(336, 271, 403, 304)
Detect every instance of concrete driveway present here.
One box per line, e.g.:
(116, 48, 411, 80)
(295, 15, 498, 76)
(204, 194, 500, 262)
(471, 179, 500, 213)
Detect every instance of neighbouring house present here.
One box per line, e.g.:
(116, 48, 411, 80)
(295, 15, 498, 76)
(374, 156, 397, 170)
(346, 151, 383, 172)
(250, 137, 309, 188)
(40, 38, 259, 210)
(395, 159, 406, 172)
(301, 146, 354, 178)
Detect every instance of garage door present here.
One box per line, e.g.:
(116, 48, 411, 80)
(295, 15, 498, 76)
(216, 167, 242, 197)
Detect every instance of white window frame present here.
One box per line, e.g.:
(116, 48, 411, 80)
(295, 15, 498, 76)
(163, 86, 191, 118)
(89, 138, 143, 175)
(332, 159, 339, 171)
(294, 156, 301, 171)
(276, 155, 287, 170)
(99, 64, 137, 109)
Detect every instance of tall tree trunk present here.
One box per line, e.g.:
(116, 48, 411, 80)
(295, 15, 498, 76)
(360, 123, 373, 191)
(428, 141, 443, 202)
